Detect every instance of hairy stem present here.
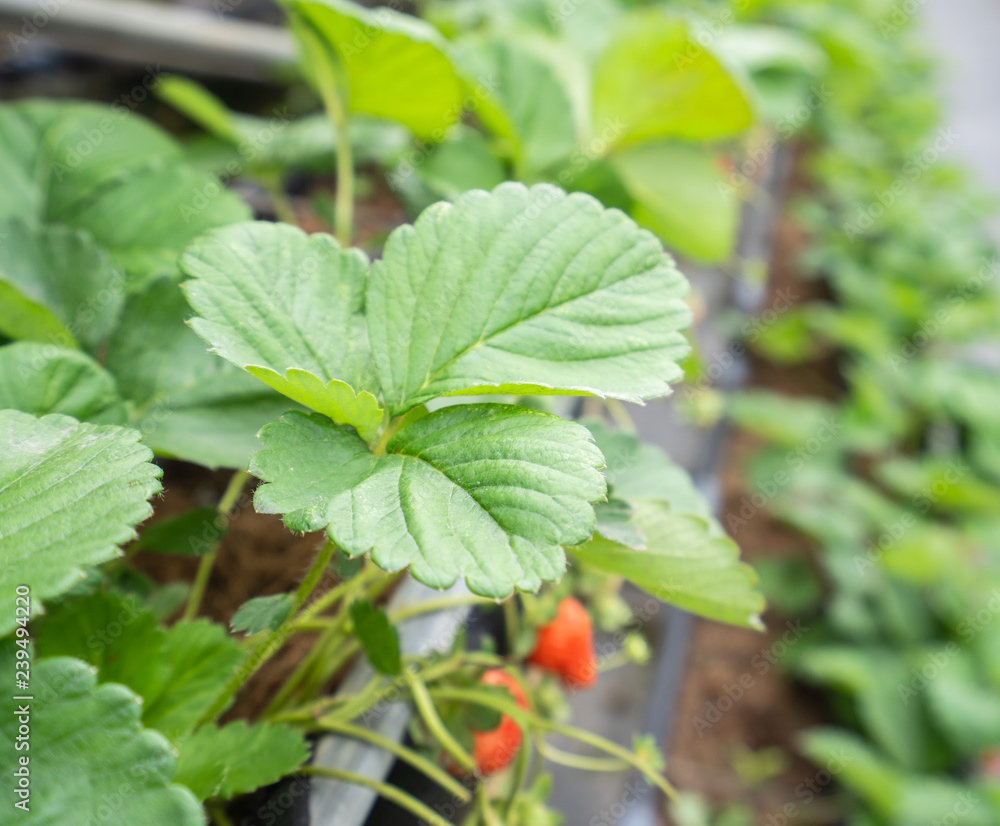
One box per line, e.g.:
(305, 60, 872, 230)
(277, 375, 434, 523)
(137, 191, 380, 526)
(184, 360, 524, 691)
(195, 538, 339, 728)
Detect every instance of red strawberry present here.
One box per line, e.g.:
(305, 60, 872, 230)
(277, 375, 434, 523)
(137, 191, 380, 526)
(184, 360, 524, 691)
(527, 597, 598, 689)
(469, 668, 529, 776)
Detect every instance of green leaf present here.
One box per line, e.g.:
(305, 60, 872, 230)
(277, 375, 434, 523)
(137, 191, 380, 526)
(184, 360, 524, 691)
(0, 649, 203, 825)
(135, 507, 227, 555)
(29, 590, 244, 740)
(0, 342, 125, 423)
(585, 419, 720, 530)
(0, 411, 161, 636)
(0, 100, 63, 220)
(42, 105, 184, 220)
(924, 651, 1000, 756)
(290, 0, 465, 139)
(174, 720, 309, 800)
(155, 76, 242, 144)
(252, 403, 606, 597)
(0, 219, 125, 350)
(793, 646, 934, 770)
(611, 142, 740, 264)
(59, 160, 251, 291)
(106, 276, 297, 469)
(369, 182, 691, 415)
(455, 35, 579, 176)
(0, 100, 249, 291)
(350, 599, 402, 675)
(182, 221, 383, 441)
(594, 498, 645, 549)
(141, 619, 246, 739)
(413, 126, 507, 201)
(592, 10, 753, 149)
(571, 499, 764, 629)
(32, 591, 169, 703)
(231, 593, 294, 635)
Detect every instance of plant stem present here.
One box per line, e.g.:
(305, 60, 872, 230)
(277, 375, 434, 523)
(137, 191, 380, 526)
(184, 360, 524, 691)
(306, 34, 353, 246)
(194, 538, 339, 728)
(206, 801, 234, 826)
(405, 670, 476, 774)
(501, 730, 532, 820)
(181, 469, 249, 621)
(293, 539, 339, 608)
(389, 594, 495, 624)
(299, 766, 455, 826)
(260, 170, 297, 225)
(428, 686, 676, 801)
(315, 718, 471, 803)
(537, 738, 629, 771)
(604, 398, 637, 433)
(476, 785, 504, 826)
(333, 109, 354, 247)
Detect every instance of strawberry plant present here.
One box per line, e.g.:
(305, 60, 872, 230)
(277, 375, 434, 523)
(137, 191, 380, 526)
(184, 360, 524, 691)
(0, 82, 763, 821)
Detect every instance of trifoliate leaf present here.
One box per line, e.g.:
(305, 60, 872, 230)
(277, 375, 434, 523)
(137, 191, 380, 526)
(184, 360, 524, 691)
(350, 600, 401, 675)
(252, 403, 606, 597)
(182, 221, 383, 442)
(0, 647, 203, 825)
(174, 720, 309, 800)
(571, 499, 764, 629)
(368, 182, 691, 415)
(0, 342, 126, 423)
(0, 411, 161, 636)
(231, 593, 294, 635)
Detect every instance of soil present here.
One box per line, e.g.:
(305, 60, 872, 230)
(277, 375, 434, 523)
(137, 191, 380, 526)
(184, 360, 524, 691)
(666, 160, 846, 825)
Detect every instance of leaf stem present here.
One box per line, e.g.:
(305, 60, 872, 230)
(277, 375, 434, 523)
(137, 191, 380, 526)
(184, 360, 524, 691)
(298, 766, 455, 826)
(315, 718, 471, 802)
(389, 594, 495, 623)
(428, 686, 676, 801)
(604, 398, 637, 434)
(181, 469, 249, 621)
(260, 170, 297, 225)
(405, 670, 476, 774)
(194, 537, 339, 727)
